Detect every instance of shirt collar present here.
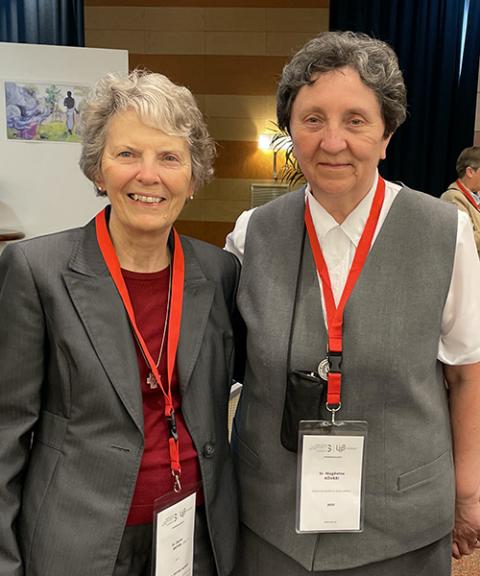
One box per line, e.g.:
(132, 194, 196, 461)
(306, 172, 379, 247)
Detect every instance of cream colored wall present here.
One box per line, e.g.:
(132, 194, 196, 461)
(0, 42, 127, 246)
(84, 1, 329, 240)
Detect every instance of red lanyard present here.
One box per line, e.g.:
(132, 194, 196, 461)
(95, 208, 184, 491)
(456, 179, 480, 212)
(304, 177, 386, 410)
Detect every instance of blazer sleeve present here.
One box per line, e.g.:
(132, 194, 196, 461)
(0, 244, 45, 575)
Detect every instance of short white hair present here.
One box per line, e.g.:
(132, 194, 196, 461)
(79, 69, 215, 194)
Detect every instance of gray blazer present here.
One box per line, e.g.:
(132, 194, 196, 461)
(0, 217, 240, 576)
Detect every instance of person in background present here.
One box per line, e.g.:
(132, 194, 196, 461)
(0, 70, 239, 576)
(441, 146, 480, 255)
(64, 89, 77, 135)
(226, 31, 480, 576)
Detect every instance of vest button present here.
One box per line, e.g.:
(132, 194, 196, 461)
(203, 442, 215, 458)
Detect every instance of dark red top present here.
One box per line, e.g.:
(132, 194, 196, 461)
(122, 266, 203, 526)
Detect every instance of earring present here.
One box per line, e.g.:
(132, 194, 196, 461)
(189, 194, 194, 200)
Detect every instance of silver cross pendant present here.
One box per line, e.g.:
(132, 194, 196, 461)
(146, 372, 158, 389)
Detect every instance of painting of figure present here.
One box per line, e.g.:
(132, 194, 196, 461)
(5, 81, 90, 142)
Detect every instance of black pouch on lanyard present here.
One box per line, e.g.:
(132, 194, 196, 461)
(280, 369, 325, 452)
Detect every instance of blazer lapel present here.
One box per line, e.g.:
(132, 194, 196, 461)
(176, 237, 214, 397)
(63, 219, 143, 433)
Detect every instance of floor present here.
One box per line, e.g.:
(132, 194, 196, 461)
(452, 550, 480, 575)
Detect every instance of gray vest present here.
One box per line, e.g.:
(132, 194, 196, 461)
(233, 186, 457, 571)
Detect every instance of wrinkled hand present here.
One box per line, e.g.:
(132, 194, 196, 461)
(452, 499, 480, 559)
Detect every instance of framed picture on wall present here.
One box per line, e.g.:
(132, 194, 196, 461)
(4, 81, 90, 143)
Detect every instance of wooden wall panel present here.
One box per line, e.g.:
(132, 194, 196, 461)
(174, 220, 234, 247)
(128, 54, 285, 95)
(86, 0, 328, 8)
(84, 2, 328, 243)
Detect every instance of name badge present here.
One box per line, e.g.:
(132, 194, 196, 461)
(295, 420, 367, 533)
(153, 487, 198, 576)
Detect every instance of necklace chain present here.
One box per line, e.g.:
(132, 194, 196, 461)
(131, 264, 173, 389)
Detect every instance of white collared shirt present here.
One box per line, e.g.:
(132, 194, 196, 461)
(225, 174, 480, 365)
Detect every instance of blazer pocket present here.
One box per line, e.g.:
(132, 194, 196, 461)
(397, 450, 452, 492)
(231, 420, 260, 470)
(35, 410, 68, 451)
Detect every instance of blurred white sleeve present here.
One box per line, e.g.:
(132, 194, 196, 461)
(224, 208, 256, 264)
(439, 210, 480, 365)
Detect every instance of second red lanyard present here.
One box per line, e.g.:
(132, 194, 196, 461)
(304, 177, 386, 408)
(456, 179, 480, 212)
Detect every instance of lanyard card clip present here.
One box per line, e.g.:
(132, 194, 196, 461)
(326, 402, 342, 424)
(318, 351, 342, 382)
(327, 351, 342, 374)
(172, 470, 182, 493)
(326, 351, 342, 423)
(167, 409, 178, 442)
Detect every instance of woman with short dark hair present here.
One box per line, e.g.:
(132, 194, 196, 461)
(227, 31, 480, 576)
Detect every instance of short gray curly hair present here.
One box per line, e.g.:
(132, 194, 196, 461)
(79, 69, 215, 194)
(277, 31, 407, 138)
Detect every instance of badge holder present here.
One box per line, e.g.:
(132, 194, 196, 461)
(152, 482, 201, 576)
(295, 419, 368, 534)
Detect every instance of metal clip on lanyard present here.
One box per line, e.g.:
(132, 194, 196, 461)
(166, 408, 182, 493)
(325, 352, 342, 424)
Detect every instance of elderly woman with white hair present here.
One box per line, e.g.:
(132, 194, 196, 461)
(0, 70, 240, 576)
